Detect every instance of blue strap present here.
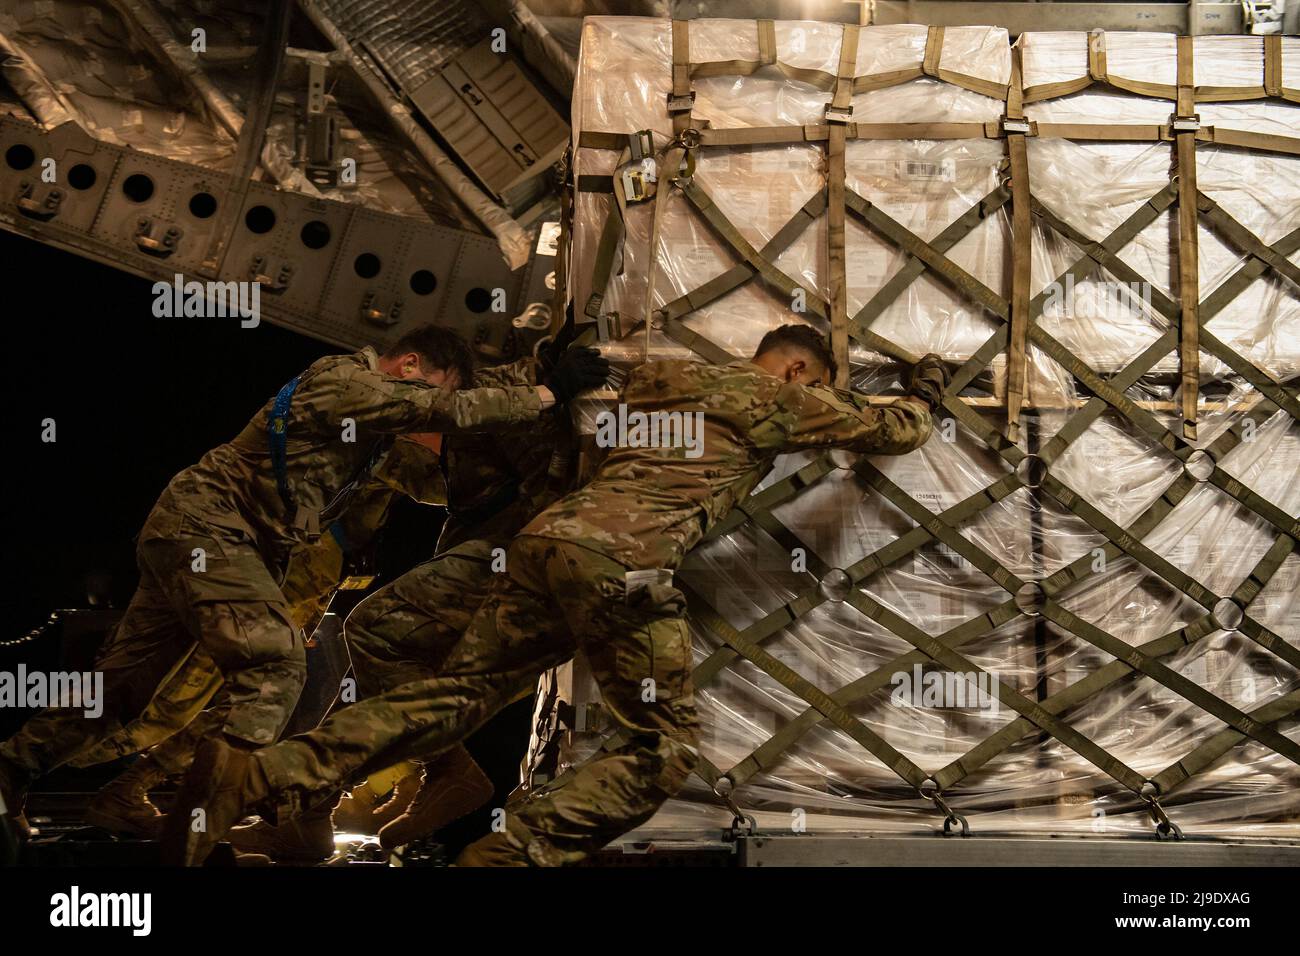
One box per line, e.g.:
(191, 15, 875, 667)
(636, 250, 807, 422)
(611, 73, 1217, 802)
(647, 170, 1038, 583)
(268, 374, 301, 512)
(326, 521, 347, 551)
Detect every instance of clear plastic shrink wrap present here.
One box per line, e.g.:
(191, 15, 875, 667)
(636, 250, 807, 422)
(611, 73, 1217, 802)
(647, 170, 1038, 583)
(549, 19, 1299, 838)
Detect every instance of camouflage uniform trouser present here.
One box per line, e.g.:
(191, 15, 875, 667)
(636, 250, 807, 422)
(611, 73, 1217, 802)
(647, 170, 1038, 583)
(67, 536, 341, 774)
(256, 535, 699, 865)
(0, 508, 307, 783)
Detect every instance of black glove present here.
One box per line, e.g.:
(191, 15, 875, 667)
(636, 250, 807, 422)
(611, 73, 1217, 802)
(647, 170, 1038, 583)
(905, 353, 951, 411)
(544, 346, 611, 404)
(535, 316, 578, 375)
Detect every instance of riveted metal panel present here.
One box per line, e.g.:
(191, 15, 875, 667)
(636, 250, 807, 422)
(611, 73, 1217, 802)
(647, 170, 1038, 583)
(0, 118, 543, 360)
(0, 122, 109, 236)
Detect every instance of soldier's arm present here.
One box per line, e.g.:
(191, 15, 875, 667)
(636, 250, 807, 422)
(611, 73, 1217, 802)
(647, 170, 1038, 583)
(371, 436, 447, 505)
(471, 356, 540, 389)
(776, 383, 933, 455)
(330, 363, 546, 435)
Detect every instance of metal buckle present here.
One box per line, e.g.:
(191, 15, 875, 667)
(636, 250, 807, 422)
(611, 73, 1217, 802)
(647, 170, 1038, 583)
(627, 129, 654, 161)
(584, 292, 604, 321)
(1001, 117, 1032, 135)
(619, 161, 656, 203)
(597, 311, 625, 342)
(824, 103, 853, 124)
(666, 90, 695, 113)
(1171, 114, 1201, 133)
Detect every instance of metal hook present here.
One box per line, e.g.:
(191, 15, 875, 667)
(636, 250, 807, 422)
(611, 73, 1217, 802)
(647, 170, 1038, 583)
(924, 783, 971, 837)
(1142, 783, 1185, 841)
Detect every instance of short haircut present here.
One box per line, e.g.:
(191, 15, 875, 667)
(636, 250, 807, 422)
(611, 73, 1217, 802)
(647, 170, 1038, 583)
(382, 324, 475, 384)
(753, 324, 837, 382)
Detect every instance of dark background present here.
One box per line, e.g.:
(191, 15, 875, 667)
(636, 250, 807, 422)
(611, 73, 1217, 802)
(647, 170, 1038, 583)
(0, 228, 528, 851)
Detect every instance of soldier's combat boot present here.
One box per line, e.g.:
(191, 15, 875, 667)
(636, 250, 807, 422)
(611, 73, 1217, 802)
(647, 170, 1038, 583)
(335, 766, 419, 834)
(84, 757, 168, 839)
(454, 831, 529, 867)
(227, 800, 335, 863)
(159, 736, 271, 866)
(377, 747, 493, 850)
(331, 781, 380, 834)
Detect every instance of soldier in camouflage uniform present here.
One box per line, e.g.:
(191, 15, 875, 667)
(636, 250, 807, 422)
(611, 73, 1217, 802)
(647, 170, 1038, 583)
(226, 349, 582, 858)
(0, 326, 606, 845)
(173, 326, 945, 866)
(72, 464, 429, 839)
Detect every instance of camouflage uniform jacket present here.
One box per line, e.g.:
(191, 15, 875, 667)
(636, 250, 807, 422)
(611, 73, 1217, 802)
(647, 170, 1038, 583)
(436, 358, 573, 555)
(521, 359, 933, 571)
(153, 347, 541, 564)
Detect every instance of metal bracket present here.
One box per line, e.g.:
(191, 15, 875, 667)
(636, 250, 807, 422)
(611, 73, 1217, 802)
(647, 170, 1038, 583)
(824, 103, 854, 124)
(133, 217, 182, 257)
(248, 255, 294, 293)
(596, 311, 625, 343)
(359, 292, 402, 327)
(1171, 114, 1201, 133)
(1001, 117, 1032, 136)
(15, 181, 63, 221)
(619, 162, 656, 203)
(666, 90, 696, 113)
(627, 129, 654, 162)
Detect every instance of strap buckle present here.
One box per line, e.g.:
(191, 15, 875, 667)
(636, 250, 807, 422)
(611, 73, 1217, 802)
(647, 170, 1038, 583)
(583, 292, 604, 321)
(666, 90, 695, 113)
(824, 103, 853, 124)
(627, 129, 654, 162)
(1171, 114, 1201, 133)
(620, 162, 656, 203)
(1001, 116, 1032, 135)
(596, 311, 626, 343)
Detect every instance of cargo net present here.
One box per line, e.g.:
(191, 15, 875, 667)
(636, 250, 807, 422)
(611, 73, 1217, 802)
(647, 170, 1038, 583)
(534, 21, 1300, 839)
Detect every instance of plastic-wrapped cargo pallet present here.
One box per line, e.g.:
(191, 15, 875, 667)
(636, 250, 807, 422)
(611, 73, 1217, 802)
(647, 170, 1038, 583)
(528, 19, 1300, 840)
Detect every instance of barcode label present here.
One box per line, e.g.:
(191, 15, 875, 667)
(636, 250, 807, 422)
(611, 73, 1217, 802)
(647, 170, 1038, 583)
(900, 159, 956, 182)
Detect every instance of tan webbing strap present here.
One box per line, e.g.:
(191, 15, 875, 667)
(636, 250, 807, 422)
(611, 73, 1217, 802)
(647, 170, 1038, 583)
(1195, 126, 1300, 156)
(645, 20, 695, 357)
(853, 122, 1001, 140)
(681, 180, 828, 321)
(678, 579, 933, 793)
(757, 18, 776, 66)
(1197, 192, 1300, 289)
(585, 199, 623, 321)
(581, 138, 643, 323)
(845, 191, 1009, 320)
(1263, 35, 1282, 99)
(1005, 41, 1032, 441)
(658, 192, 827, 325)
(700, 125, 827, 147)
(577, 130, 629, 150)
(1022, 76, 1092, 103)
(1088, 29, 1108, 86)
(826, 22, 858, 388)
(1034, 122, 1165, 142)
(1152, 692, 1300, 797)
(847, 588, 1151, 796)
(670, 19, 693, 135)
(850, 185, 1010, 334)
(1175, 35, 1200, 442)
(921, 25, 943, 80)
(1044, 600, 1300, 763)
